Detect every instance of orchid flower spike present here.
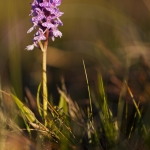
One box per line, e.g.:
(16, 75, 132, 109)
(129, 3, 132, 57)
(25, 0, 63, 50)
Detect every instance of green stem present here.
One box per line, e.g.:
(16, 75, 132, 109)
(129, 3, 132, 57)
(40, 30, 49, 125)
(42, 48, 47, 123)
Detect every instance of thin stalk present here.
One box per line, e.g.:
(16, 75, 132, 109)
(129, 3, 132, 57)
(42, 47, 47, 121)
(40, 30, 49, 125)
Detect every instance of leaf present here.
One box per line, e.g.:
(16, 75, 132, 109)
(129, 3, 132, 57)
(11, 93, 36, 123)
(36, 82, 42, 117)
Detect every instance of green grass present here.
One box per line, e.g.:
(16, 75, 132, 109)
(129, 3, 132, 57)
(0, 69, 150, 150)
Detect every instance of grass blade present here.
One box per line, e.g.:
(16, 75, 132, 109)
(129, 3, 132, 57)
(82, 58, 93, 119)
(36, 82, 42, 117)
(125, 81, 148, 136)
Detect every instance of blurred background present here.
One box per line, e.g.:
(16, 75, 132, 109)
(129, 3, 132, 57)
(0, 0, 150, 104)
(1, 1, 150, 149)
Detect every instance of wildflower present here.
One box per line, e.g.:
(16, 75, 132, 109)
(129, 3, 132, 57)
(26, 0, 63, 50)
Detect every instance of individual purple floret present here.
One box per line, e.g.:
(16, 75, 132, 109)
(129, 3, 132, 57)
(26, 0, 63, 50)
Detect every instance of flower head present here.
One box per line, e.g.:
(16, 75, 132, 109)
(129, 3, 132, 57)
(26, 0, 63, 50)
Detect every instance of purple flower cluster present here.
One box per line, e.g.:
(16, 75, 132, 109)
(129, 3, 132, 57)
(26, 0, 63, 50)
